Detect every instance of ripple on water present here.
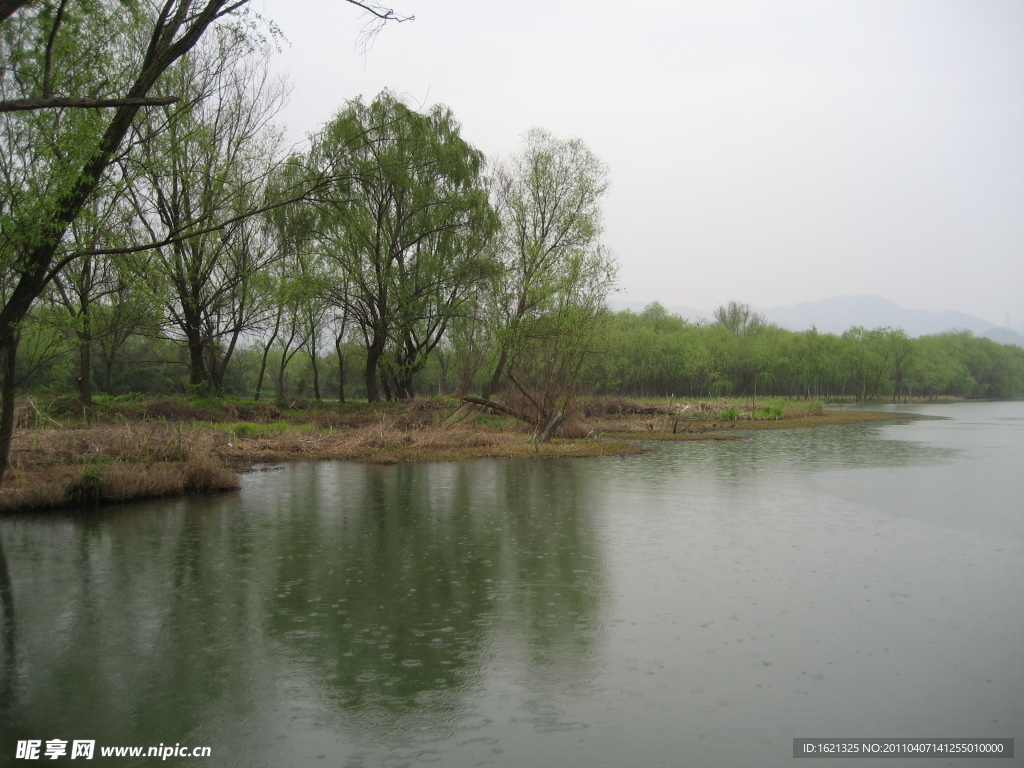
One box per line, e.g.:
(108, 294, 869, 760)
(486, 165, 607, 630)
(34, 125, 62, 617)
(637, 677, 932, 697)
(533, 720, 590, 734)
(392, 714, 455, 744)
(444, 712, 492, 731)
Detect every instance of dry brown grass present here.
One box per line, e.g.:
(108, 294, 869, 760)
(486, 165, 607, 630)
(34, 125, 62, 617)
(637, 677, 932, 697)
(0, 424, 240, 512)
(6, 422, 210, 466)
(218, 419, 642, 464)
(0, 457, 240, 513)
(0, 396, 909, 513)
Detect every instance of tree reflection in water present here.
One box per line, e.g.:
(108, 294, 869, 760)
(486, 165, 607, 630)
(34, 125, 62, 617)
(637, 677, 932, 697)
(0, 458, 605, 759)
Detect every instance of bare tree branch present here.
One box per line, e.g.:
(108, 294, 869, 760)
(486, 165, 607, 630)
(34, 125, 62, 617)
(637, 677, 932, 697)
(70, 177, 338, 262)
(346, 0, 414, 51)
(0, 96, 180, 112)
(346, 0, 413, 25)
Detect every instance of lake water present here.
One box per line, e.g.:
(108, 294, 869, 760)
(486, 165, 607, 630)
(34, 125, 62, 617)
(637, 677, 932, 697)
(1, 402, 1021, 767)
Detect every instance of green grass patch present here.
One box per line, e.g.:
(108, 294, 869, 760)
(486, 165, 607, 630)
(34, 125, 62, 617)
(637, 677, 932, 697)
(469, 411, 515, 429)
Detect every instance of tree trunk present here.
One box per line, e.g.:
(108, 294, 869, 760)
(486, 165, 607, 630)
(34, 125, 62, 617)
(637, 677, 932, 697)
(185, 325, 209, 388)
(365, 342, 382, 403)
(310, 351, 321, 400)
(482, 346, 508, 399)
(254, 311, 282, 401)
(0, 0, 33, 26)
(78, 333, 92, 405)
(334, 336, 345, 403)
(0, 330, 20, 489)
(276, 348, 289, 400)
(211, 326, 243, 396)
(253, 349, 269, 401)
(536, 409, 565, 444)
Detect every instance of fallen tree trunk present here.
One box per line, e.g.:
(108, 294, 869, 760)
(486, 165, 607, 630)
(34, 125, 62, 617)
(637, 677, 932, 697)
(451, 394, 532, 424)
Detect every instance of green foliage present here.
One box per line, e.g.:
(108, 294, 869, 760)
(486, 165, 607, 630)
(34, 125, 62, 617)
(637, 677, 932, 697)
(309, 90, 500, 401)
(751, 406, 784, 420)
(721, 407, 740, 420)
(714, 301, 765, 336)
(187, 382, 216, 401)
(127, 25, 287, 393)
(579, 309, 1024, 401)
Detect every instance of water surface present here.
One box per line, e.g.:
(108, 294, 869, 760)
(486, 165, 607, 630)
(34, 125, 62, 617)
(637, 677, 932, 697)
(1, 401, 1021, 766)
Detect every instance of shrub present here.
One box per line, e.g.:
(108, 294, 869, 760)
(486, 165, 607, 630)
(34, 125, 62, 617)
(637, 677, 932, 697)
(751, 406, 784, 420)
(721, 407, 740, 420)
(66, 463, 104, 505)
(186, 381, 215, 400)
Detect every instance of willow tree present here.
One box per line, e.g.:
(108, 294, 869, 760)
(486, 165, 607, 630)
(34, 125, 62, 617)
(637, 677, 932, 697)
(474, 128, 615, 440)
(309, 91, 499, 401)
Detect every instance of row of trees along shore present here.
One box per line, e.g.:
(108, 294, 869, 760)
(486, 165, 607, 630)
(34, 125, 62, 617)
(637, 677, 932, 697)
(16, 298, 1024, 406)
(585, 302, 1024, 401)
(2, 2, 1022, 490)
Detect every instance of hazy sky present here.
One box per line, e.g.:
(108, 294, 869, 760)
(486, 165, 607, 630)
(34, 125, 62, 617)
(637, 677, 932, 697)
(256, 0, 1024, 327)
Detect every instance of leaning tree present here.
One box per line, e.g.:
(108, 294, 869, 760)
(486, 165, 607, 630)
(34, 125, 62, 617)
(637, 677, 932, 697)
(467, 128, 615, 441)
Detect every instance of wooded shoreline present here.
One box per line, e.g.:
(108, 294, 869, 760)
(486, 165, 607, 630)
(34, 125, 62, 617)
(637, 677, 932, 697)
(0, 395, 915, 514)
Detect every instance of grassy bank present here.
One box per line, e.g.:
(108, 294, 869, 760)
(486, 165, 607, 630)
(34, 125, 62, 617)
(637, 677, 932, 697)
(0, 394, 910, 513)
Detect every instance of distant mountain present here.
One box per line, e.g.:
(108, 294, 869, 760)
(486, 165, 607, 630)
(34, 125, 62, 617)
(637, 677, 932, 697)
(758, 295, 1012, 339)
(981, 327, 1024, 348)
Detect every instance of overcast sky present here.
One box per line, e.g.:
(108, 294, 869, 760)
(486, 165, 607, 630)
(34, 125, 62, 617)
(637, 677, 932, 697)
(256, 0, 1024, 328)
